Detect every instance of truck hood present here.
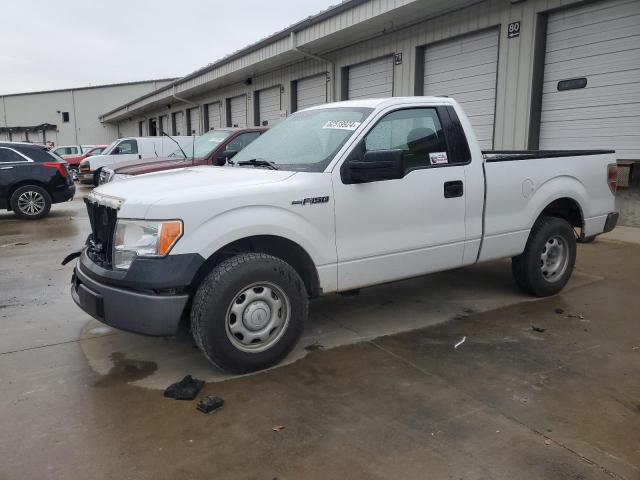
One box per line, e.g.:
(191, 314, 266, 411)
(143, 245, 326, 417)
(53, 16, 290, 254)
(92, 166, 296, 214)
(112, 157, 195, 175)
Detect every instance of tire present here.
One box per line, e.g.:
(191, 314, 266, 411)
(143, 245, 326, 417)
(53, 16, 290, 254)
(191, 253, 308, 373)
(10, 185, 52, 220)
(93, 169, 102, 187)
(512, 216, 576, 297)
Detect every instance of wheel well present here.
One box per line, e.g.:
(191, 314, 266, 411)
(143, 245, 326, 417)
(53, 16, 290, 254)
(7, 180, 51, 207)
(539, 198, 583, 231)
(193, 235, 321, 298)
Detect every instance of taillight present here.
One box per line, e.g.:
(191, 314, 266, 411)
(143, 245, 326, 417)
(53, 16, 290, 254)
(607, 163, 617, 195)
(42, 162, 69, 178)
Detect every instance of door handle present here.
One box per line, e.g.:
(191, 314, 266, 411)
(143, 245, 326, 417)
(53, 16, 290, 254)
(444, 180, 464, 198)
(138, 154, 142, 159)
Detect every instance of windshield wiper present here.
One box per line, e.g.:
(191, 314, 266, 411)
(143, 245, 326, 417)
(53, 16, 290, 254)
(236, 158, 279, 170)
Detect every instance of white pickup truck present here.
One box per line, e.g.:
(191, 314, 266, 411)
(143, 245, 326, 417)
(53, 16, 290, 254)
(70, 97, 618, 373)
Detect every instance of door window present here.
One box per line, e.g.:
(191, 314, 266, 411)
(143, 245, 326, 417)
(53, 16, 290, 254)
(115, 139, 138, 154)
(0, 148, 27, 163)
(226, 132, 261, 153)
(364, 108, 452, 172)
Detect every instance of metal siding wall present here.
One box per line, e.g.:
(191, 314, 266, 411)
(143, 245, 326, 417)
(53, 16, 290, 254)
(423, 28, 500, 149)
(173, 111, 185, 135)
(539, 0, 640, 159)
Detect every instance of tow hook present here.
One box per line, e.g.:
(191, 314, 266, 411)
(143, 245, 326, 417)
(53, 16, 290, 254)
(61, 250, 82, 266)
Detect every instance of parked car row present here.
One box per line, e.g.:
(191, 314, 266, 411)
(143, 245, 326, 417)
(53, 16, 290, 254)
(69, 97, 619, 374)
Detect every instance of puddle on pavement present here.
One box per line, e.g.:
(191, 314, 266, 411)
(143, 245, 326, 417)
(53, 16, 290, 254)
(94, 352, 158, 388)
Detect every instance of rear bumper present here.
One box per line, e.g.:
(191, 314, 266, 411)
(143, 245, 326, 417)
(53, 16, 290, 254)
(603, 212, 618, 234)
(52, 185, 75, 203)
(71, 260, 189, 336)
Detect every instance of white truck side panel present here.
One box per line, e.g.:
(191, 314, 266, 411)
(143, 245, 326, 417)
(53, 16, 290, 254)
(480, 153, 615, 261)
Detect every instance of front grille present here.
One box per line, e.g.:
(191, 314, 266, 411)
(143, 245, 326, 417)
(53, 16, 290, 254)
(84, 199, 118, 268)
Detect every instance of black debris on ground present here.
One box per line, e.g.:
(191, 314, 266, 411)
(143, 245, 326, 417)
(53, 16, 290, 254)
(196, 395, 224, 414)
(554, 308, 564, 315)
(164, 375, 205, 401)
(305, 342, 325, 352)
(531, 325, 546, 333)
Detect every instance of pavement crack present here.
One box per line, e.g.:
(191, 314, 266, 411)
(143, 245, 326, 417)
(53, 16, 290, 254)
(0, 331, 125, 356)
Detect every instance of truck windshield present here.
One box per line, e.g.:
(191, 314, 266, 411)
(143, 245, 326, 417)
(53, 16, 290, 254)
(169, 130, 231, 159)
(100, 140, 120, 156)
(232, 107, 373, 172)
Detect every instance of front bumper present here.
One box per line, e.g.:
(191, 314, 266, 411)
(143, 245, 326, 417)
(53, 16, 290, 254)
(70, 251, 203, 336)
(77, 172, 94, 184)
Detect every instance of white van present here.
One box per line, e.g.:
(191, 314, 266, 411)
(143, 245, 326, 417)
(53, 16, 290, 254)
(78, 136, 196, 185)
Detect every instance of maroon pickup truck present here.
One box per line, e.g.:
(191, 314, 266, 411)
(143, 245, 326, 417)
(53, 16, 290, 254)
(98, 127, 267, 184)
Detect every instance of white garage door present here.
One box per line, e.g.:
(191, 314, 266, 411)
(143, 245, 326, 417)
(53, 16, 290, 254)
(173, 111, 185, 135)
(188, 107, 200, 135)
(257, 86, 281, 126)
(423, 28, 499, 149)
(296, 74, 327, 111)
(348, 56, 394, 100)
(159, 115, 169, 134)
(229, 95, 247, 127)
(206, 102, 222, 130)
(540, 0, 640, 159)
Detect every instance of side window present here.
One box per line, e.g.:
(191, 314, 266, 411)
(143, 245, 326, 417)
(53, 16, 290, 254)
(115, 140, 138, 154)
(0, 148, 27, 163)
(226, 132, 261, 152)
(364, 108, 452, 171)
(69, 147, 79, 154)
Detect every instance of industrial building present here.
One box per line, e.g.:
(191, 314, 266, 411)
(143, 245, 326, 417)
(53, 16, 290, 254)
(0, 79, 175, 146)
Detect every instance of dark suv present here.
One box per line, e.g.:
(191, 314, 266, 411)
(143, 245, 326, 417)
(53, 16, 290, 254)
(0, 142, 76, 219)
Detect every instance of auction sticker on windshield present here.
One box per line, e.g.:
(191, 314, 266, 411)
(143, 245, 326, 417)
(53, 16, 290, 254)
(322, 120, 361, 130)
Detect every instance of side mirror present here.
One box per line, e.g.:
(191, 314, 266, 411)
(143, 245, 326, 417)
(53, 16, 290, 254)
(344, 149, 405, 184)
(216, 149, 238, 166)
(112, 146, 120, 155)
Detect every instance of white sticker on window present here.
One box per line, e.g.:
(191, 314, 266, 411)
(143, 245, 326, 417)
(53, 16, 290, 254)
(322, 120, 361, 131)
(429, 151, 448, 165)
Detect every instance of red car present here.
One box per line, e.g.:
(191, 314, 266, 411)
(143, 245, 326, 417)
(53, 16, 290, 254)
(64, 145, 107, 174)
(98, 127, 266, 184)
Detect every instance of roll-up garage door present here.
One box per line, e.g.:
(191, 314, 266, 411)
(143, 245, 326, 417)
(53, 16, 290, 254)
(347, 56, 394, 100)
(159, 115, 168, 134)
(206, 102, 222, 130)
(257, 86, 281, 126)
(296, 74, 327, 111)
(539, 0, 640, 159)
(229, 95, 247, 127)
(188, 107, 200, 135)
(173, 111, 184, 135)
(423, 28, 499, 149)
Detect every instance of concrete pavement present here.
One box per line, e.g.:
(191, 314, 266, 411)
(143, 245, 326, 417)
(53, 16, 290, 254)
(1, 189, 639, 479)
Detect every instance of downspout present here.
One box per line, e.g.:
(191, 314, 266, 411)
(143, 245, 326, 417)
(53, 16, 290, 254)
(171, 84, 202, 134)
(290, 31, 335, 102)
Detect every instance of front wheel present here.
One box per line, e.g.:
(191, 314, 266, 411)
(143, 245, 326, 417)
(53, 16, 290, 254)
(512, 216, 576, 297)
(191, 253, 308, 373)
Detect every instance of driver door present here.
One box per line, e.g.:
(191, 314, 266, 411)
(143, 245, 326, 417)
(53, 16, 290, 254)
(332, 106, 468, 290)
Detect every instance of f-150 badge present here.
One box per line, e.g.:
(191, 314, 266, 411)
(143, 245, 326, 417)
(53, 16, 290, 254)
(291, 196, 330, 206)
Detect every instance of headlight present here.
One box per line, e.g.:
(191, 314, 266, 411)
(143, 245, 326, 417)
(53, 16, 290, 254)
(79, 161, 90, 173)
(113, 219, 183, 270)
(113, 173, 133, 182)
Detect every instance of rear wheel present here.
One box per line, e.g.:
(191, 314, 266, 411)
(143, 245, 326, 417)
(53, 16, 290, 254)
(10, 185, 52, 220)
(512, 216, 576, 297)
(191, 253, 308, 373)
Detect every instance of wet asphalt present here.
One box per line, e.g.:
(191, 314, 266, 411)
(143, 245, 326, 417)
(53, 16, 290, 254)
(0, 187, 639, 479)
